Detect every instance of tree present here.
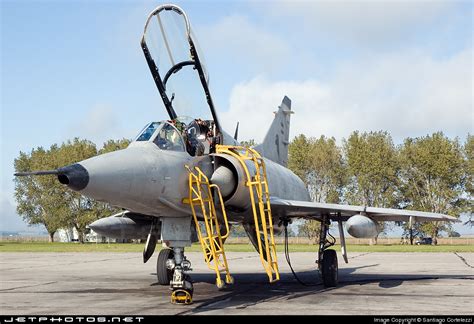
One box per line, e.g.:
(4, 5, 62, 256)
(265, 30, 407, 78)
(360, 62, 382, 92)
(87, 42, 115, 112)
(288, 134, 313, 182)
(447, 230, 461, 238)
(14, 146, 70, 242)
(289, 134, 347, 203)
(288, 135, 319, 243)
(298, 220, 320, 244)
(289, 135, 347, 243)
(63, 138, 132, 242)
(343, 131, 400, 244)
(230, 224, 247, 238)
(99, 138, 131, 154)
(70, 198, 117, 243)
(463, 134, 473, 227)
(399, 132, 465, 245)
(240, 139, 256, 148)
(14, 138, 129, 243)
(399, 221, 425, 245)
(344, 131, 400, 207)
(285, 226, 297, 237)
(60, 138, 131, 243)
(55, 138, 98, 243)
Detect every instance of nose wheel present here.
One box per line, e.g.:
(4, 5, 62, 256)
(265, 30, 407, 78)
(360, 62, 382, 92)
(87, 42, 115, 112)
(157, 248, 174, 285)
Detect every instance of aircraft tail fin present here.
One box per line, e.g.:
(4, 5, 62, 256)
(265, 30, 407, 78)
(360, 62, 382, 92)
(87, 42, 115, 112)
(253, 96, 293, 167)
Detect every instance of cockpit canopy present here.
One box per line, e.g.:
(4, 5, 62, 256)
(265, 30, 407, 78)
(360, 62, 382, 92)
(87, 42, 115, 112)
(134, 119, 217, 156)
(134, 121, 185, 152)
(140, 4, 222, 138)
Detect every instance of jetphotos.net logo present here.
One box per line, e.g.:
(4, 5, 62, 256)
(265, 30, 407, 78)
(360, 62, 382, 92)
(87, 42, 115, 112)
(1, 317, 145, 323)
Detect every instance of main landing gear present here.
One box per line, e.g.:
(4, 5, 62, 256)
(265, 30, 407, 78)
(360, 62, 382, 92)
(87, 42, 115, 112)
(318, 215, 338, 287)
(157, 247, 194, 304)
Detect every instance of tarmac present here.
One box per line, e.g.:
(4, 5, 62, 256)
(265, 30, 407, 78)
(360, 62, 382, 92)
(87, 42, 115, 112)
(1, 251, 473, 315)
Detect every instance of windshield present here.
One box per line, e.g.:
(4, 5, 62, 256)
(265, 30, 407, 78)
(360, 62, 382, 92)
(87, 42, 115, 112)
(135, 122, 161, 141)
(141, 4, 221, 133)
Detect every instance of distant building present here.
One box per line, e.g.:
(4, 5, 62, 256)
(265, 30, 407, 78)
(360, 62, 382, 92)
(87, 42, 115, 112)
(56, 228, 79, 242)
(56, 227, 129, 243)
(0, 231, 20, 237)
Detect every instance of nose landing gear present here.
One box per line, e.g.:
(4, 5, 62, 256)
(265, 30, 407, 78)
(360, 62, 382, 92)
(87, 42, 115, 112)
(168, 247, 194, 305)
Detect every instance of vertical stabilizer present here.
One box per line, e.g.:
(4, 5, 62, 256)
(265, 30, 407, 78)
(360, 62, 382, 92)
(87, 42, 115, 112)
(253, 96, 293, 167)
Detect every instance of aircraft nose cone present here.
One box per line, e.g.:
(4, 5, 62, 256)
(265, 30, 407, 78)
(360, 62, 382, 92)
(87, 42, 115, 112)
(57, 163, 89, 191)
(88, 218, 111, 237)
(88, 218, 105, 234)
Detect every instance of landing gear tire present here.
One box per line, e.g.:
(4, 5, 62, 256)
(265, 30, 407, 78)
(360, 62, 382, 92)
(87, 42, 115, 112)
(321, 249, 338, 288)
(157, 248, 174, 285)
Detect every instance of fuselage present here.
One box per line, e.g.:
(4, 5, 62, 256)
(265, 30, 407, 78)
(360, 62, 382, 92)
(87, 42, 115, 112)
(69, 121, 309, 223)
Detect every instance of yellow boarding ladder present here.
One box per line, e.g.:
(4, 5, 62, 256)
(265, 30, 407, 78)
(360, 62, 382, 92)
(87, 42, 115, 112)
(216, 145, 280, 283)
(184, 166, 233, 289)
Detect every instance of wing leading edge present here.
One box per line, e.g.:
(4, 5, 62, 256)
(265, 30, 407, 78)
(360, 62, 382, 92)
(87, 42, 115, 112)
(269, 198, 460, 223)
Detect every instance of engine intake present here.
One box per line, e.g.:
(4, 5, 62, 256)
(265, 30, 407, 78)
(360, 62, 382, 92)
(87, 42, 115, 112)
(210, 154, 251, 210)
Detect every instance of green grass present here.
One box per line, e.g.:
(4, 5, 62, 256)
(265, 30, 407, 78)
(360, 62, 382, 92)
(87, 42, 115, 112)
(334, 244, 474, 253)
(0, 242, 472, 253)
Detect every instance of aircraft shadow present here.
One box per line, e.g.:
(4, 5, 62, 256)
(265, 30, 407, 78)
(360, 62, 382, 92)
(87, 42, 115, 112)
(149, 265, 473, 314)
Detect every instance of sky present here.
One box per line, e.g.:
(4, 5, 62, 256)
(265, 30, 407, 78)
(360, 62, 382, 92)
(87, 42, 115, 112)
(1, 0, 472, 234)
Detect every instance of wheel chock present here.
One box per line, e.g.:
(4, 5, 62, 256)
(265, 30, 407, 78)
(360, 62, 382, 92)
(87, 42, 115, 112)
(171, 289, 193, 305)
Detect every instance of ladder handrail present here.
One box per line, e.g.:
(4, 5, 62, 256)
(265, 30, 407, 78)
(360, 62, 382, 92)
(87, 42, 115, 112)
(193, 166, 230, 239)
(215, 145, 280, 282)
(184, 165, 233, 288)
(257, 158, 279, 269)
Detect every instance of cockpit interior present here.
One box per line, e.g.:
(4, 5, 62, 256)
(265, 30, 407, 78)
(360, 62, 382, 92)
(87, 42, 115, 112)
(134, 118, 218, 156)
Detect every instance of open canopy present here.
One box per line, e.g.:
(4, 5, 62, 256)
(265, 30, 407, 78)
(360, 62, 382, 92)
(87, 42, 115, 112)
(140, 4, 221, 133)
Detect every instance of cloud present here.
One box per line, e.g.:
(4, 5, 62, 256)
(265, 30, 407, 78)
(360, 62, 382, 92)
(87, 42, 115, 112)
(68, 104, 128, 146)
(221, 48, 472, 144)
(196, 14, 291, 76)
(261, 0, 454, 48)
(0, 191, 30, 232)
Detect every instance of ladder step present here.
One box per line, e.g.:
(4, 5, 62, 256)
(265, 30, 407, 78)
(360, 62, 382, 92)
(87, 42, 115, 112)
(247, 181, 261, 185)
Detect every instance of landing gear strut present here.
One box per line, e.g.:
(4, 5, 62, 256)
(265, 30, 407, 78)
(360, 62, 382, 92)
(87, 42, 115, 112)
(318, 215, 338, 287)
(169, 247, 194, 305)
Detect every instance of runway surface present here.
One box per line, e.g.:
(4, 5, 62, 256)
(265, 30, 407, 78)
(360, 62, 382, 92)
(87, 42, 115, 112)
(1, 251, 473, 315)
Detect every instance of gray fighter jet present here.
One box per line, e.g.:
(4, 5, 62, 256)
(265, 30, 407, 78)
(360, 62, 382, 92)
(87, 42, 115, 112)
(15, 4, 458, 304)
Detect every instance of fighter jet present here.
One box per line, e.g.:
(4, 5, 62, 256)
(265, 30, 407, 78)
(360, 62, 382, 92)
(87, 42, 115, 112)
(15, 4, 458, 304)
